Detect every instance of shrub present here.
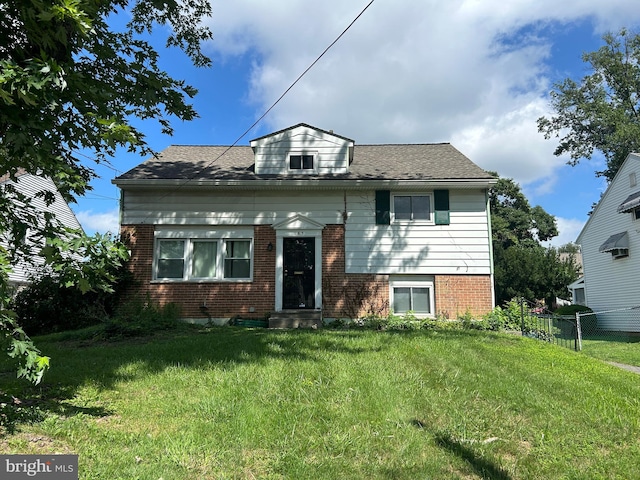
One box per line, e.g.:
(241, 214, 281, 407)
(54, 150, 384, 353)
(12, 276, 107, 335)
(101, 297, 181, 339)
(11, 267, 135, 336)
(327, 311, 443, 331)
(553, 304, 593, 316)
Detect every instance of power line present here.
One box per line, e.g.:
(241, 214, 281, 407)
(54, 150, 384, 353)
(137, 0, 375, 209)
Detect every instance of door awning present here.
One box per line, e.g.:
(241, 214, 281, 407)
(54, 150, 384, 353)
(599, 231, 629, 252)
(617, 191, 640, 213)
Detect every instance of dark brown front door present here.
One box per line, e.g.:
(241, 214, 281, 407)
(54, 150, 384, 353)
(283, 238, 315, 309)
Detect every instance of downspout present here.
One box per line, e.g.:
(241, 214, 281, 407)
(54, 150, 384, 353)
(485, 188, 496, 308)
(118, 189, 125, 234)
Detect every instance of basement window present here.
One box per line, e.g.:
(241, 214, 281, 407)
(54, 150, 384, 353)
(390, 276, 435, 318)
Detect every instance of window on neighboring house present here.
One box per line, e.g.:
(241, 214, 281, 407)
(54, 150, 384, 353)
(631, 172, 637, 188)
(574, 288, 585, 305)
(634, 206, 640, 221)
(393, 194, 431, 222)
(390, 277, 434, 317)
(155, 237, 252, 281)
(289, 154, 314, 171)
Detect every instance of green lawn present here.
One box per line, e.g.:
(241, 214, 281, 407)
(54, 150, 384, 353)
(1, 326, 640, 479)
(581, 336, 640, 366)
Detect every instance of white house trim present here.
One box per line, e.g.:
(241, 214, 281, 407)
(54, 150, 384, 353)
(272, 214, 325, 312)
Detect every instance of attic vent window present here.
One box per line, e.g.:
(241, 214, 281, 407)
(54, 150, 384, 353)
(290, 154, 314, 170)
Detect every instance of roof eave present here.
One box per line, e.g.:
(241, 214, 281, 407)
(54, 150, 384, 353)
(112, 178, 497, 190)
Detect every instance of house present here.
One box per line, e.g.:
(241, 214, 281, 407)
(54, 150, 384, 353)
(568, 277, 586, 305)
(1, 170, 83, 289)
(576, 153, 640, 313)
(112, 123, 497, 326)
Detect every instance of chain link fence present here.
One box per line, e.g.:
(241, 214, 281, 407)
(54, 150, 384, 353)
(577, 306, 640, 344)
(518, 300, 640, 351)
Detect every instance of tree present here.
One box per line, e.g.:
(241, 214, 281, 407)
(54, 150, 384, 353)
(493, 243, 579, 308)
(489, 173, 579, 307)
(537, 29, 640, 182)
(488, 173, 558, 249)
(0, 1, 213, 382)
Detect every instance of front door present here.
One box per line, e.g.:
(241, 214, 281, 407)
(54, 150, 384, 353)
(282, 238, 315, 309)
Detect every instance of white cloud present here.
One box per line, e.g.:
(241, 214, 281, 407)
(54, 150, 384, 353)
(544, 217, 586, 247)
(75, 209, 120, 235)
(205, 0, 640, 192)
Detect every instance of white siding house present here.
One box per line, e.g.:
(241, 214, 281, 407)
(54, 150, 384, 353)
(113, 124, 497, 325)
(1, 172, 83, 287)
(576, 153, 640, 312)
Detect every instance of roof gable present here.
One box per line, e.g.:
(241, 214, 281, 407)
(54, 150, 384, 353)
(250, 124, 354, 176)
(250, 123, 354, 144)
(577, 153, 640, 244)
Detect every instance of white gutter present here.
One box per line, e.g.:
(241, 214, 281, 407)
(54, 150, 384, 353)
(112, 178, 498, 190)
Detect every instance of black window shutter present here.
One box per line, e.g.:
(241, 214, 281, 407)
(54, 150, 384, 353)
(375, 190, 391, 225)
(434, 189, 450, 225)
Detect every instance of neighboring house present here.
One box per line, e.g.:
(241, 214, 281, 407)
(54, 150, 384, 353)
(576, 152, 640, 311)
(568, 277, 585, 305)
(113, 123, 497, 325)
(1, 170, 83, 289)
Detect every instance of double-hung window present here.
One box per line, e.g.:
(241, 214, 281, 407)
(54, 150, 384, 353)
(224, 240, 251, 279)
(393, 194, 432, 222)
(157, 240, 186, 279)
(155, 234, 252, 281)
(390, 277, 435, 317)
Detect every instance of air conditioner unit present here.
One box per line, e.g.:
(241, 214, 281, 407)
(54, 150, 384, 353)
(611, 248, 629, 259)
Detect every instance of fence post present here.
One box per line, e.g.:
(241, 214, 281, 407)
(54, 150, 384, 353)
(520, 297, 525, 335)
(575, 312, 582, 351)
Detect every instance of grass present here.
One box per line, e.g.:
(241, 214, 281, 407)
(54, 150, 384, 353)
(581, 336, 640, 366)
(1, 326, 640, 479)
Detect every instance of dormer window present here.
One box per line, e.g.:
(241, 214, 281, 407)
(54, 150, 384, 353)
(287, 152, 317, 173)
(289, 154, 314, 171)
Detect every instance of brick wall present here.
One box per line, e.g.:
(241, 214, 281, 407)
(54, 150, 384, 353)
(322, 225, 493, 319)
(120, 223, 494, 321)
(120, 224, 276, 320)
(434, 275, 494, 318)
(322, 225, 389, 319)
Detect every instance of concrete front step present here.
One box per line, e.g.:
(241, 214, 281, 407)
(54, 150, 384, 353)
(269, 310, 322, 329)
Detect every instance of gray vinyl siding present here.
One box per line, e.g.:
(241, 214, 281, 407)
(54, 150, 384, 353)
(578, 154, 640, 311)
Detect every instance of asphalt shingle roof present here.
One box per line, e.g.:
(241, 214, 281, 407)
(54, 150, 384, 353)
(115, 143, 494, 182)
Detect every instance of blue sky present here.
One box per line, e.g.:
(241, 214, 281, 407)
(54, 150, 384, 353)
(74, 0, 640, 247)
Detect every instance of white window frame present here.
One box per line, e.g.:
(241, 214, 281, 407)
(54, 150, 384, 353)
(391, 193, 434, 224)
(287, 151, 318, 174)
(153, 228, 253, 282)
(389, 276, 435, 318)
